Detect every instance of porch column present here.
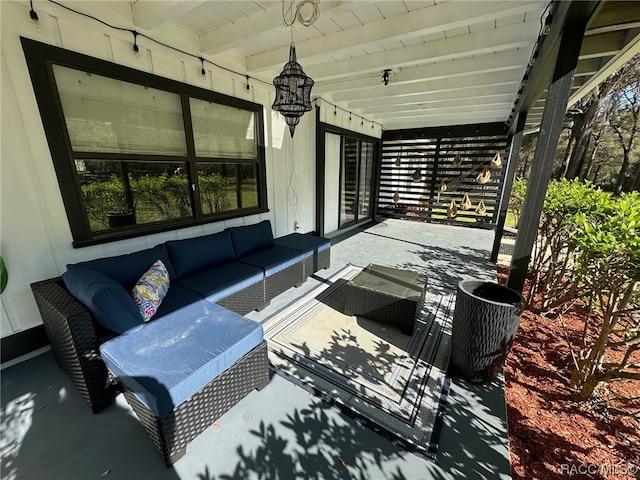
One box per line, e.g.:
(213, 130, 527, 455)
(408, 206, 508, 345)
(506, 22, 587, 293)
(490, 112, 527, 263)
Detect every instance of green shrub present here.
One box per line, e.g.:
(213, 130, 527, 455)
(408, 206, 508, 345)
(508, 178, 527, 228)
(568, 191, 640, 401)
(81, 173, 234, 230)
(528, 178, 612, 311)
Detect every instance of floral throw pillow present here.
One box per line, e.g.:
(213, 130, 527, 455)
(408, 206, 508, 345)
(131, 259, 170, 322)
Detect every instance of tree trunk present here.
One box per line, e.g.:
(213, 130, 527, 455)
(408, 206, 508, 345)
(565, 98, 599, 179)
(571, 374, 603, 402)
(632, 165, 640, 191)
(564, 69, 626, 180)
(614, 148, 632, 194)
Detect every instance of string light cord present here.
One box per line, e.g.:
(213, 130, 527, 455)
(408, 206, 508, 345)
(46, 0, 273, 87)
(316, 98, 384, 131)
(43, 0, 381, 133)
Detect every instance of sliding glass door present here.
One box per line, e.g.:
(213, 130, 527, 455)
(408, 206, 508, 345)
(339, 137, 375, 229)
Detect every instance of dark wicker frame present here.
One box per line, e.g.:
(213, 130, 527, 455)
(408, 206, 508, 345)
(215, 278, 266, 314)
(31, 278, 116, 413)
(301, 247, 331, 280)
(30, 276, 268, 414)
(123, 340, 270, 466)
(263, 261, 305, 303)
(344, 270, 427, 335)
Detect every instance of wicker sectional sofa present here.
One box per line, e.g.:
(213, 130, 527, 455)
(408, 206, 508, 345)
(30, 220, 330, 466)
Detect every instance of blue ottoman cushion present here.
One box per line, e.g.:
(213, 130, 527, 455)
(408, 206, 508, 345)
(238, 245, 307, 276)
(99, 300, 263, 416)
(174, 261, 263, 303)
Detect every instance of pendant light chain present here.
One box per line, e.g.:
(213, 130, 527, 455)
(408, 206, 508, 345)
(272, 0, 319, 137)
(282, 0, 320, 28)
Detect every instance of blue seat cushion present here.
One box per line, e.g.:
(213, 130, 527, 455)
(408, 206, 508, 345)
(154, 283, 202, 319)
(238, 245, 307, 277)
(166, 230, 236, 278)
(174, 261, 263, 303)
(62, 266, 144, 335)
(72, 244, 177, 288)
(99, 300, 263, 417)
(228, 220, 274, 258)
(273, 233, 331, 255)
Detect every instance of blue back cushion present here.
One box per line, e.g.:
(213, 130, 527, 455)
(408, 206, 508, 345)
(228, 220, 274, 258)
(62, 266, 144, 335)
(166, 230, 236, 278)
(72, 244, 176, 289)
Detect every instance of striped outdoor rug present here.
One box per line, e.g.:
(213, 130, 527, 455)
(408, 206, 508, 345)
(262, 264, 453, 459)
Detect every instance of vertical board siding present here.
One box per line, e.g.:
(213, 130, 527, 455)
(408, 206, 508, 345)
(378, 134, 509, 228)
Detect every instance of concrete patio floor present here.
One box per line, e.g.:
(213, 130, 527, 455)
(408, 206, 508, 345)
(1, 219, 512, 480)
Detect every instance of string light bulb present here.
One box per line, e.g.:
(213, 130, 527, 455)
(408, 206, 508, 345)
(29, 0, 39, 24)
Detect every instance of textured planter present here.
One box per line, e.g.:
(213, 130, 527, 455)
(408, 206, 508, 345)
(450, 280, 524, 383)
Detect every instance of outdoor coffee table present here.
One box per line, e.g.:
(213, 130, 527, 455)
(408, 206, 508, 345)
(344, 264, 427, 335)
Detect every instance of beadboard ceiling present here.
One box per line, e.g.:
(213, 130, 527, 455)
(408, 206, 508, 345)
(127, 0, 640, 132)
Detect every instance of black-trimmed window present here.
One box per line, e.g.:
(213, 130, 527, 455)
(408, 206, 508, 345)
(22, 38, 267, 247)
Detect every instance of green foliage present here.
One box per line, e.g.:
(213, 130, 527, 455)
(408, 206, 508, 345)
(527, 180, 640, 401)
(0, 257, 8, 294)
(81, 173, 234, 232)
(131, 173, 192, 221)
(572, 190, 640, 283)
(528, 178, 612, 311)
(508, 178, 527, 227)
(567, 192, 640, 401)
(199, 173, 231, 213)
(81, 175, 132, 230)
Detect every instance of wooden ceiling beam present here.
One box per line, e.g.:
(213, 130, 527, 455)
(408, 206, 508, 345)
(247, 1, 545, 72)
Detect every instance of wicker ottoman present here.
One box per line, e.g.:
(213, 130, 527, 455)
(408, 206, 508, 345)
(99, 300, 269, 466)
(344, 264, 427, 335)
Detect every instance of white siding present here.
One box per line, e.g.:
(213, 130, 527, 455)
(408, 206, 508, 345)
(0, 0, 379, 339)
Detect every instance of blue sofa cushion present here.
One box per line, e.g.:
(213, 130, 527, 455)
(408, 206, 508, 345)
(174, 261, 263, 304)
(72, 244, 177, 288)
(99, 300, 264, 416)
(228, 220, 274, 258)
(62, 266, 144, 335)
(239, 245, 307, 277)
(273, 233, 331, 255)
(166, 230, 236, 278)
(153, 284, 202, 319)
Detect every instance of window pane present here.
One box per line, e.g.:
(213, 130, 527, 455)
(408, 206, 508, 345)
(340, 138, 358, 227)
(77, 160, 192, 233)
(190, 98, 256, 158)
(54, 65, 187, 155)
(358, 142, 374, 218)
(240, 164, 259, 208)
(197, 163, 238, 214)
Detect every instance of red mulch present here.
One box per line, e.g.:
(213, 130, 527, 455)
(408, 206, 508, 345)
(496, 264, 640, 480)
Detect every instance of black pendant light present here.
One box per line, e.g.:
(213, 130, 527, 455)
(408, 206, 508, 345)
(272, 43, 314, 138)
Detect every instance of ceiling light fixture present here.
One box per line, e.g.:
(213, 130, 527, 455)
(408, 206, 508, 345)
(272, 0, 319, 138)
(382, 69, 392, 85)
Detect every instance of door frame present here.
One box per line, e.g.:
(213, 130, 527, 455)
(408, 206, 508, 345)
(315, 117, 381, 236)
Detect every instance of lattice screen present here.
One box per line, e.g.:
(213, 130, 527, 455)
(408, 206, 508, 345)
(378, 134, 509, 227)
